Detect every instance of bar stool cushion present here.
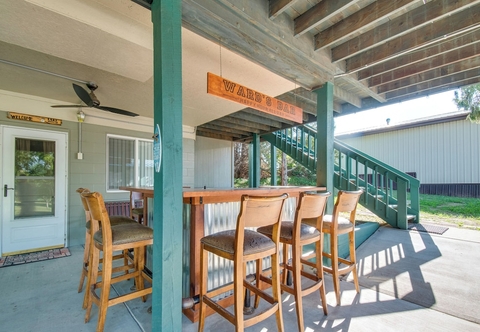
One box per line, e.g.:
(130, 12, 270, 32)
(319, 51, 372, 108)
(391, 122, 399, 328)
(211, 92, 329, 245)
(93, 224, 153, 246)
(201, 229, 275, 255)
(86, 216, 136, 230)
(258, 221, 319, 242)
(321, 215, 354, 232)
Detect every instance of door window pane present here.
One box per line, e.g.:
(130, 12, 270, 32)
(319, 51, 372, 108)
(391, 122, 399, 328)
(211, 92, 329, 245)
(14, 138, 55, 218)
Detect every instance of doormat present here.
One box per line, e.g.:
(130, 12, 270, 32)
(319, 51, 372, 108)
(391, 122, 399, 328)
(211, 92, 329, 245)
(408, 223, 449, 235)
(0, 248, 71, 268)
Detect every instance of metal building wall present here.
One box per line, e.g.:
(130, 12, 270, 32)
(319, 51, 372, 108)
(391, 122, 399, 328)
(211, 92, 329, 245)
(339, 118, 480, 185)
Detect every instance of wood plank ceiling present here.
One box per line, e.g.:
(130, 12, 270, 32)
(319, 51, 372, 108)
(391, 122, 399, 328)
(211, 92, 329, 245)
(139, 0, 480, 142)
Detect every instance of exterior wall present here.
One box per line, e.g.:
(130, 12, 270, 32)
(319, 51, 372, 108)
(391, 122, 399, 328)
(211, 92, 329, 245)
(338, 117, 480, 193)
(0, 108, 197, 246)
(194, 136, 233, 188)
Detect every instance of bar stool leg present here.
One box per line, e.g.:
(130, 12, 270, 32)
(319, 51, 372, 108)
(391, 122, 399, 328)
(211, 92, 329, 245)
(349, 231, 360, 293)
(292, 243, 304, 332)
(316, 238, 328, 315)
(78, 229, 91, 294)
(85, 244, 99, 323)
(331, 233, 341, 306)
(97, 249, 112, 332)
(271, 250, 284, 332)
(197, 244, 207, 332)
(233, 261, 244, 331)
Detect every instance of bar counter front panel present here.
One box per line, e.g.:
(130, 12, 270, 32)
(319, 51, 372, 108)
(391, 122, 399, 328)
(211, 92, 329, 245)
(121, 186, 326, 322)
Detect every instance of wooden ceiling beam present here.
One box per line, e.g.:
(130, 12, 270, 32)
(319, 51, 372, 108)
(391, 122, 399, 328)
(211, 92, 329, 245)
(269, 0, 295, 19)
(244, 108, 296, 126)
(357, 29, 480, 80)
(377, 57, 480, 94)
(337, 74, 386, 103)
(294, 0, 358, 37)
(343, 1, 480, 72)
(369, 42, 480, 87)
(196, 129, 234, 141)
(334, 85, 362, 108)
(221, 116, 272, 131)
(209, 119, 262, 134)
(183, 0, 335, 89)
(229, 111, 284, 129)
(386, 77, 480, 104)
(199, 124, 248, 137)
(385, 69, 480, 99)
(315, 0, 416, 51)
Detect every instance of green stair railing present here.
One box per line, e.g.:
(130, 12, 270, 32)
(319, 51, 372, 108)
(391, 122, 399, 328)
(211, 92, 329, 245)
(263, 125, 420, 229)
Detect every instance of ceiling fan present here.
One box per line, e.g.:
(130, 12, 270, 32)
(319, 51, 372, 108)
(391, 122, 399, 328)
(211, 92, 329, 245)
(51, 83, 139, 117)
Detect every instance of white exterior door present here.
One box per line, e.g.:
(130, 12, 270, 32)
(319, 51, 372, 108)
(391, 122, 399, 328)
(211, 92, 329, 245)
(1, 126, 67, 256)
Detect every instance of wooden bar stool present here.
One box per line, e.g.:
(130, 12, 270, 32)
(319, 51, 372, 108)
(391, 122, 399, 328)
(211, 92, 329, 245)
(257, 191, 331, 332)
(76, 188, 137, 309)
(316, 189, 363, 306)
(198, 194, 288, 332)
(82, 191, 153, 332)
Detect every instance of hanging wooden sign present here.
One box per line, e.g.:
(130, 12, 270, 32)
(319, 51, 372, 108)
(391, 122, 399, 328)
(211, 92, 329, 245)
(207, 72, 303, 123)
(7, 112, 62, 126)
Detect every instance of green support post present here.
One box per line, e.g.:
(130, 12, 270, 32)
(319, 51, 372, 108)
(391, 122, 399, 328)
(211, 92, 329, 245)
(270, 144, 277, 185)
(249, 133, 261, 188)
(151, 1, 183, 330)
(314, 82, 335, 213)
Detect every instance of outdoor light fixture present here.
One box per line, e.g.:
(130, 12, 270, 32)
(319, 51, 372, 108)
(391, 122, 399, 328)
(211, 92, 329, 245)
(76, 110, 86, 123)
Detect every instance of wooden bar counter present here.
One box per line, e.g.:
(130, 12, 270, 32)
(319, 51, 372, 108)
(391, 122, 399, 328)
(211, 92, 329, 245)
(121, 186, 326, 322)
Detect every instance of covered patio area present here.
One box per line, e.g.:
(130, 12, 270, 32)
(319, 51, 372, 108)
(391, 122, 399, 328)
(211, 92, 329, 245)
(1, 223, 478, 331)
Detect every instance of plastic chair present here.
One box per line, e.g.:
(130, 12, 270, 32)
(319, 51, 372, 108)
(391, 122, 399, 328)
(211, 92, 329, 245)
(198, 193, 288, 332)
(82, 191, 153, 332)
(257, 191, 331, 331)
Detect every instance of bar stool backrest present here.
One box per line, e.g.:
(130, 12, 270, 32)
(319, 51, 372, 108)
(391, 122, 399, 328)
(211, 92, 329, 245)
(82, 191, 113, 249)
(296, 191, 331, 234)
(332, 189, 363, 226)
(235, 194, 288, 259)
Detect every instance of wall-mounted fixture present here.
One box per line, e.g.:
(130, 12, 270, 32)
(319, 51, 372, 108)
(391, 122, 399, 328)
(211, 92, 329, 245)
(77, 110, 86, 123)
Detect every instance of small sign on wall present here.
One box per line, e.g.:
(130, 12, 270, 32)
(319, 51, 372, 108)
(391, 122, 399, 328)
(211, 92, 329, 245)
(207, 72, 303, 123)
(7, 112, 62, 125)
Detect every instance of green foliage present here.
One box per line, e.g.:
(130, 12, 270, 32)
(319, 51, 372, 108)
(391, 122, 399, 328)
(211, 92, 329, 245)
(15, 151, 55, 177)
(453, 84, 480, 124)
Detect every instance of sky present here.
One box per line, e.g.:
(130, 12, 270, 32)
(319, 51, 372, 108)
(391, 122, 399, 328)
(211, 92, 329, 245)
(334, 90, 461, 134)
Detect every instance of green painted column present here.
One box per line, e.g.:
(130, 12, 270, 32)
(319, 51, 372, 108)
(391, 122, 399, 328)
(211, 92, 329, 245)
(151, 1, 182, 330)
(314, 82, 334, 213)
(270, 144, 277, 185)
(249, 133, 260, 188)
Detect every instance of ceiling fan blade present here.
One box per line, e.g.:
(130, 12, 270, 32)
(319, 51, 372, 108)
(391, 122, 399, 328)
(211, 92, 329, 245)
(51, 105, 84, 108)
(72, 83, 94, 107)
(96, 105, 139, 117)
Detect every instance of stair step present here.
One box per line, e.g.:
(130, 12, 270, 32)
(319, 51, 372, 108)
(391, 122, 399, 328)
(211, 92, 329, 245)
(407, 214, 416, 221)
(389, 204, 398, 209)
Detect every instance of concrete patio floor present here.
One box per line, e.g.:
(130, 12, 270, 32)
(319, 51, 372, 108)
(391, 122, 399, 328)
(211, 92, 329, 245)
(0, 223, 479, 332)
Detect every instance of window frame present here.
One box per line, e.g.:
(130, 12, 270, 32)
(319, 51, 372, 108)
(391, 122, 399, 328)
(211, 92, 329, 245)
(106, 134, 153, 193)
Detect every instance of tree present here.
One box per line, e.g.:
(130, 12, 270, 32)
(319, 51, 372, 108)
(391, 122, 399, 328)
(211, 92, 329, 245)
(453, 84, 480, 123)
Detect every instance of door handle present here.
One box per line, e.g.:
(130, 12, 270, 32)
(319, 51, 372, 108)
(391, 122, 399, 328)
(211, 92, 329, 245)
(4, 184, 14, 197)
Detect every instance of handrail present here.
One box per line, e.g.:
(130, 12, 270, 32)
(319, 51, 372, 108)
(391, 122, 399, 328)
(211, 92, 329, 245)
(263, 124, 420, 229)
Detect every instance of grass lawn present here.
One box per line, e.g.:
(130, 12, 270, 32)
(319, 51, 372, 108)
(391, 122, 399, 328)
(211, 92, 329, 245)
(356, 194, 480, 230)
